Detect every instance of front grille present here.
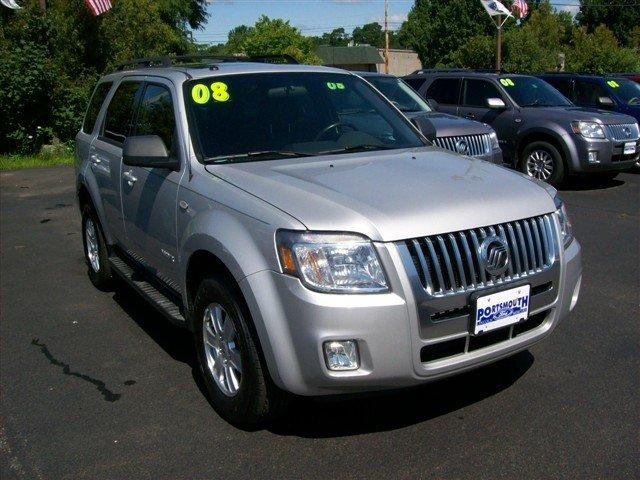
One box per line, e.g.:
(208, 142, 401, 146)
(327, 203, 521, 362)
(432, 134, 491, 157)
(606, 123, 640, 142)
(404, 214, 558, 296)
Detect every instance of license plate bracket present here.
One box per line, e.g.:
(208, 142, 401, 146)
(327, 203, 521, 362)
(471, 284, 531, 335)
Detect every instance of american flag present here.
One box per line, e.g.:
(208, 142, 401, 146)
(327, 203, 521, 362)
(511, 0, 529, 19)
(84, 0, 112, 16)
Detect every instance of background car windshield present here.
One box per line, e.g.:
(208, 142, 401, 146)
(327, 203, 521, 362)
(367, 76, 430, 112)
(501, 76, 572, 107)
(609, 79, 640, 105)
(185, 72, 424, 161)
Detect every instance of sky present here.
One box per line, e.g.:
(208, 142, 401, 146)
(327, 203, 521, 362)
(194, 1, 580, 44)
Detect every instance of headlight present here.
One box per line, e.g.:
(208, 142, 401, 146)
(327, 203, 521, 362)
(554, 196, 574, 248)
(571, 121, 605, 139)
(276, 230, 388, 293)
(489, 130, 500, 149)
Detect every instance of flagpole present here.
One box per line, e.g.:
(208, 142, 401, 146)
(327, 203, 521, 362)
(496, 14, 502, 72)
(384, 0, 390, 74)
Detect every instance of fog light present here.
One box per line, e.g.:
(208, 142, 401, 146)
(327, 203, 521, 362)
(588, 151, 599, 164)
(570, 275, 581, 311)
(323, 340, 359, 371)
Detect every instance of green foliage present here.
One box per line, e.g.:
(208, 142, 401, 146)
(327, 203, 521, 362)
(449, 35, 495, 70)
(352, 23, 384, 47)
(399, 0, 496, 67)
(226, 25, 254, 55)
(576, 0, 640, 47)
(565, 25, 640, 74)
(242, 16, 321, 64)
(0, 0, 207, 155)
(317, 28, 351, 47)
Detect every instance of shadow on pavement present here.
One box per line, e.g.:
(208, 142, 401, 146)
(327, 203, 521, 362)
(559, 175, 625, 192)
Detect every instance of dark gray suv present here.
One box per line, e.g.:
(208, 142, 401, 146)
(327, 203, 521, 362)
(405, 69, 640, 184)
(359, 72, 502, 164)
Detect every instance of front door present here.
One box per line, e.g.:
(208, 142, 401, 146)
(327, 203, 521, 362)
(120, 81, 184, 287)
(459, 78, 517, 159)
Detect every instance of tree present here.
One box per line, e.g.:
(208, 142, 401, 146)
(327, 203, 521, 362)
(566, 25, 640, 74)
(242, 16, 321, 64)
(352, 22, 384, 47)
(576, 0, 640, 47)
(398, 0, 496, 67)
(226, 25, 253, 54)
(318, 28, 351, 47)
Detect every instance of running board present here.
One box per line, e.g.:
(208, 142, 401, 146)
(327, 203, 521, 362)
(108, 255, 186, 325)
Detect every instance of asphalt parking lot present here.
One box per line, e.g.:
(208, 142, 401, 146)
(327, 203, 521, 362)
(1, 166, 638, 480)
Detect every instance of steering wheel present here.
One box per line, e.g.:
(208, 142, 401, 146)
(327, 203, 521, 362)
(314, 122, 356, 141)
(628, 97, 640, 106)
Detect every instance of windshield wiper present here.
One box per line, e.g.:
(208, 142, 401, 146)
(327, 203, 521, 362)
(316, 144, 397, 155)
(204, 150, 314, 164)
(520, 100, 558, 107)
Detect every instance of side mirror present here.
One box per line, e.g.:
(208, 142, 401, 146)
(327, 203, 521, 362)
(123, 135, 179, 170)
(487, 97, 507, 109)
(426, 98, 439, 111)
(598, 96, 615, 107)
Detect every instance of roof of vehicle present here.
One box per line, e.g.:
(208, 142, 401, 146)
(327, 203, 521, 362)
(356, 71, 398, 78)
(538, 72, 632, 80)
(100, 55, 354, 83)
(404, 69, 532, 79)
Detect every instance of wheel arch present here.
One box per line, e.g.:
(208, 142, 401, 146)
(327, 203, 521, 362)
(516, 129, 571, 169)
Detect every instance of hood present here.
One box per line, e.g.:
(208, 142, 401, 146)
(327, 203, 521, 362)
(205, 147, 556, 242)
(525, 106, 637, 125)
(404, 111, 492, 138)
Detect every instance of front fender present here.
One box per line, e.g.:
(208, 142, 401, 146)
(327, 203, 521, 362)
(516, 126, 577, 169)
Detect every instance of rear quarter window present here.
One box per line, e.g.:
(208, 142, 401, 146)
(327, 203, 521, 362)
(404, 77, 426, 92)
(82, 82, 113, 134)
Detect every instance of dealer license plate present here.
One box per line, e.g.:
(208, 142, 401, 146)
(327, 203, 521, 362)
(473, 285, 531, 335)
(624, 142, 636, 155)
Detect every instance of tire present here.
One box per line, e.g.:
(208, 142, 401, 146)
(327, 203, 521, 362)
(519, 141, 565, 185)
(193, 277, 288, 426)
(81, 204, 113, 290)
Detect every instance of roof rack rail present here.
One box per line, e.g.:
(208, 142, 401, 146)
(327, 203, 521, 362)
(409, 68, 502, 75)
(115, 54, 298, 71)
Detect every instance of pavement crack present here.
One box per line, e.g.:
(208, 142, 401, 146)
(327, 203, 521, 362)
(31, 338, 121, 402)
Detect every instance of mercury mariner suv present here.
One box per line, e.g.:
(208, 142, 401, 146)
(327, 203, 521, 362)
(75, 56, 582, 425)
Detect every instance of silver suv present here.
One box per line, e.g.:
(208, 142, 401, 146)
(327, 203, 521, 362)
(75, 56, 582, 425)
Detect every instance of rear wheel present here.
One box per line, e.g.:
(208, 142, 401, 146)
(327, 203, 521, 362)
(193, 277, 287, 426)
(81, 204, 113, 290)
(520, 141, 565, 185)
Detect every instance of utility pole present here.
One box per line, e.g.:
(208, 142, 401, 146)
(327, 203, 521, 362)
(496, 14, 502, 72)
(384, 0, 390, 73)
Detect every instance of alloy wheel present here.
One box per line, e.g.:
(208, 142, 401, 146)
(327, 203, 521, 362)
(525, 150, 554, 180)
(85, 218, 100, 273)
(202, 303, 242, 397)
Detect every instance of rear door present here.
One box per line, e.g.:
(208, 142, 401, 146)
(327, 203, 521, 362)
(459, 78, 516, 157)
(91, 79, 143, 244)
(121, 79, 184, 287)
(424, 77, 461, 116)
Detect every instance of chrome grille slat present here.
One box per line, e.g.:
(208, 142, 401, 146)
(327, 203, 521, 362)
(404, 214, 558, 296)
(432, 133, 492, 157)
(606, 123, 640, 142)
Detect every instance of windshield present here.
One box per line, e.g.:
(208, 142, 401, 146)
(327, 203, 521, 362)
(366, 76, 430, 113)
(606, 79, 640, 106)
(185, 72, 425, 163)
(500, 76, 572, 107)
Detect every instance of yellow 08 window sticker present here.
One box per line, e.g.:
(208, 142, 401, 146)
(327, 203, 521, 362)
(606, 80, 620, 88)
(191, 82, 230, 104)
(327, 82, 346, 90)
(500, 78, 515, 87)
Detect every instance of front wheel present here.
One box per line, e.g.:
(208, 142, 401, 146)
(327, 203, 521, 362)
(520, 141, 565, 185)
(193, 277, 287, 426)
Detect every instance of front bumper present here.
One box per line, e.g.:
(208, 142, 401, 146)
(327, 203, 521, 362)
(240, 224, 582, 396)
(570, 136, 639, 173)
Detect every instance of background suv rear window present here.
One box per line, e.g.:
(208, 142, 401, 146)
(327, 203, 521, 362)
(426, 78, 461, 105)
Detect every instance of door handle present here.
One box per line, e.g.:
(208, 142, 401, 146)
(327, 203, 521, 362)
(123, 170, 137, 186)
(90, 154, 102, 165)
(465, 113, 476, 119)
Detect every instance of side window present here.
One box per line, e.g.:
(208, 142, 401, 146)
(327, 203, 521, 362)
(102, 81, 142, 145)
(426, 78, 461, 105)
(134, 84, 177, 155)
(463, 79, 503, 107)
(546, 78, 573, 100)
(574, 80, 607, 106)
(82, 82, 113, 134)
(404, 78, 426, 92)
